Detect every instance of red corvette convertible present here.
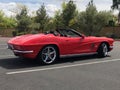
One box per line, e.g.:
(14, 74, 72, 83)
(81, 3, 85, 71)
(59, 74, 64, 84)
(8, 29, 114, 64)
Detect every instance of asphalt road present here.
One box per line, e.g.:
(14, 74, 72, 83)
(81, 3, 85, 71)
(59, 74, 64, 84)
(0, 37, 120, 90)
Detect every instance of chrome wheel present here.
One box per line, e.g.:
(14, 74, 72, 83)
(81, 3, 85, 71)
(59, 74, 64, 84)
(102, 43, 108, 56)
(98, 43, 108, 57)
(41, 46, 57, 64)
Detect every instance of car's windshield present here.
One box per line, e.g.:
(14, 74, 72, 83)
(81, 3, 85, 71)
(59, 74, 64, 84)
(56, 29, 81, 37)
(44, 29, 82, 37)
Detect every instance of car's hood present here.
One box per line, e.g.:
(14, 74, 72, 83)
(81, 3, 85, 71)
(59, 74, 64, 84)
(8, 34, 46, 45)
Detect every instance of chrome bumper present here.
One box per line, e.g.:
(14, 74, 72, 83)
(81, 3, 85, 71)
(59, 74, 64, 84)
(13, 50, 33, 54)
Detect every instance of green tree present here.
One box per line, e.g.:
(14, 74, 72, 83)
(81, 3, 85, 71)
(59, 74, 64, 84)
(78, 0, 97, 35)
(44, 18, 55, 31)
(3, 17, 16, 28)
(16, 5, 32, 33)
(0, 10, 5, 28)
(68, 10, 79, 29)
(61, 0, 77, 27)
(112, 0, 120, 23)
(53, 10, 64, 29)
(77, 0, 113, 36)
(0, 10, 16, 29)
(112, 0, 120, 9)
(35, 4, 48, 32)
(28, 17, 40, 33)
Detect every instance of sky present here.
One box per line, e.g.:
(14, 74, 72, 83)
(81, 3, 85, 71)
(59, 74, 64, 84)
(0, 0, 115, 17)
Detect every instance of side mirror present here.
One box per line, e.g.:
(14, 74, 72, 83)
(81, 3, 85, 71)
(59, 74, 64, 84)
(81, 34, 85, 39)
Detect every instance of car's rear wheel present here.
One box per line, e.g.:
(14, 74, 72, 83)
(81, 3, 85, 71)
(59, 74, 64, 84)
(38, 45, 58, 64)
(97, 43, 108, 57)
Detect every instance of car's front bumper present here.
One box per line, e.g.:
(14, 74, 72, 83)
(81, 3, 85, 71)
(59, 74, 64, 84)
(13, 50, 33, 54)
(12, 49, 37, 59)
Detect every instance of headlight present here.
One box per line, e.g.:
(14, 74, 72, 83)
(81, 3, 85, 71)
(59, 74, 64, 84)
(14, 45, 22, 50)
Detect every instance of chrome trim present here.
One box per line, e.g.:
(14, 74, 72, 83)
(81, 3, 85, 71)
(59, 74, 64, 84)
(60, 52, 97, 58)
(13, 50, 33, 54)
(7, 46, 9, 49)
(7, 44, 14, 50)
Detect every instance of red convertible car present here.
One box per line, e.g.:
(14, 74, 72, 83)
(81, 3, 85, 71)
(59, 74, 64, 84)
(8, 29, 114, 64)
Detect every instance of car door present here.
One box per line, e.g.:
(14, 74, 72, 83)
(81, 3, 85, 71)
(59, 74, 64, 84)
(58, 29, 92, 55)
(62, 36, 92, 54)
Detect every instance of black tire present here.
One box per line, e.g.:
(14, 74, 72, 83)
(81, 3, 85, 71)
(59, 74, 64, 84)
(97, 43, 108, 57)
(37, 45, 58, 65)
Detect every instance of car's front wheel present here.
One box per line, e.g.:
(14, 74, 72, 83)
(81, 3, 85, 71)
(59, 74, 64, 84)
(38, 45, 58, 64)
(97, 43, 108, 57)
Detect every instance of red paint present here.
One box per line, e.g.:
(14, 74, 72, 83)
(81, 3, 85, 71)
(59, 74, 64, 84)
(8, 29, 114, 59)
